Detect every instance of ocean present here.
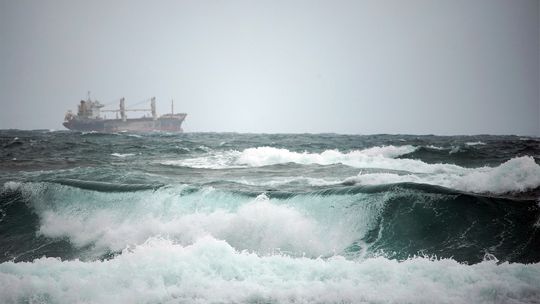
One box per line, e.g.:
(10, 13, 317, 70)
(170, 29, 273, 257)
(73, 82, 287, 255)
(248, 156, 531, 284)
(1, 130, 539, 303)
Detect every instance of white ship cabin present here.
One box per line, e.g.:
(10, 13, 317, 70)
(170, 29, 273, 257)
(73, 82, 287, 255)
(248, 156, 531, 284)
(78, 98, 104, 119)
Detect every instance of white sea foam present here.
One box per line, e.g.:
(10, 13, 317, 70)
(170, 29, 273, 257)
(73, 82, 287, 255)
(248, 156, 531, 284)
(162, 145, 461, 174)
(466, 141, 486, 146)
(348, 156, 540, 194)
(230, 145, 460, 174)
(21, 184, 380, 257)
(449, 146, 461, 154)
(235, 176, 341, 187)
(2, 181, 22, 192)
(160, 146, 539, 193)
(197, 145, 212, 152)
(426, 145, 448, 150)
(162, 150, 243, 169)
(0, 237, 538, 304)
(111, 153, 135, 158)
(36, 194, 337, 256)
(236, 145, 417, 166)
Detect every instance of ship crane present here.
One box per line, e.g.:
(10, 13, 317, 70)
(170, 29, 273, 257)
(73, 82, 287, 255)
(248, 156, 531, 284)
(101, 97, 157, 121)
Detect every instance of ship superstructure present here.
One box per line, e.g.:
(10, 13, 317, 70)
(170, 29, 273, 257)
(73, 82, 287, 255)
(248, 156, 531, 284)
(63, 94, 187, 132)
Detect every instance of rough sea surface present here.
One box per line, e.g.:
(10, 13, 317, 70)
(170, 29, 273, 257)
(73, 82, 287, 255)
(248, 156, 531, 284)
(1, 130, 540, 303)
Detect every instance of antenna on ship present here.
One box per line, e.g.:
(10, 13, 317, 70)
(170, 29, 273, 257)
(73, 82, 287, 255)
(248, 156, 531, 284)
(87, 91, 91, 101)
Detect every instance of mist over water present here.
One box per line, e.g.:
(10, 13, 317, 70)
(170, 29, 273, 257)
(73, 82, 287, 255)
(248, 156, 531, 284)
(1, 0, 538, 135)
(0, 130, 539, 303)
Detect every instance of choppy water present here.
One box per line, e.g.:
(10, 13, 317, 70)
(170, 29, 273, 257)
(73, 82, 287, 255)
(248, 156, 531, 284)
(1, 130, 540, 303)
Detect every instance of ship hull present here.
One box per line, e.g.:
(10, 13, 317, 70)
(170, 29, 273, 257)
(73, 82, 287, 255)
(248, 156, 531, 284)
(63, 115, 186, 133)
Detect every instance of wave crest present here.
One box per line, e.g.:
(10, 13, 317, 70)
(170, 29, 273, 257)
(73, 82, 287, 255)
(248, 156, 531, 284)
(236, 145, 417, 167)
(162, 145, 437, 171)
(349, 156, 540, 194)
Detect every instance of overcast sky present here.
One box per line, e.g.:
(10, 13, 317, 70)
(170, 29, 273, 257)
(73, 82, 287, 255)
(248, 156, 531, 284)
(0, 0, 538, 135)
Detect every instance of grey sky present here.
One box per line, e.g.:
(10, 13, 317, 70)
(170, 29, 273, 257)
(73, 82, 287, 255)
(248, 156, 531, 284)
(0, 0, 538, 135)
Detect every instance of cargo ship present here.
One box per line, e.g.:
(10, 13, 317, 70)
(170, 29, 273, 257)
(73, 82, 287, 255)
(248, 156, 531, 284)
(63, 95, 187, 132)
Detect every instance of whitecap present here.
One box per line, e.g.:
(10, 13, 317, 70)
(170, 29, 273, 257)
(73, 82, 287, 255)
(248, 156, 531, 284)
(2, 181, 22, 192)
(0, 237, 538, 304)
(17, 183, 378, 257)
(111, 153, 135, 158)
(465, 141, 486, 146)
(161, 145, 432, 172)
(347, 156, 540, 194)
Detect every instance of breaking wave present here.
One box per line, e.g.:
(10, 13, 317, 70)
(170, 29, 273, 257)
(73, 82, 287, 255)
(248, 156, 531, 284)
(162, 145, 540, 194)
(162, 145, 464, 174)
(1, 237, 539, 304)
(348, 156, 540, 194)
(3, 181, 539, 264)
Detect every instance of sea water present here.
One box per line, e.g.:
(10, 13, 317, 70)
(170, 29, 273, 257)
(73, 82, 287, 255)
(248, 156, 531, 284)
(1, 131, 539, 303)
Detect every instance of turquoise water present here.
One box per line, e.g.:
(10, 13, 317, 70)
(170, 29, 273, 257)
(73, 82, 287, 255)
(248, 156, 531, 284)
(1, 130, 540, 303)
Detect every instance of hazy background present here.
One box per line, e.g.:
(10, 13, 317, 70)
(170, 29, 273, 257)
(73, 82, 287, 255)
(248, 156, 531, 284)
(0, 0, 538, 135)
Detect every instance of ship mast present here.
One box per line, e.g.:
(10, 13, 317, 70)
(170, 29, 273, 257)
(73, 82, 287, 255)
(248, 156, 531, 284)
(171, 99, 174, 115)
(151, 97, 157, 120)
(120, 97, 126, 121)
